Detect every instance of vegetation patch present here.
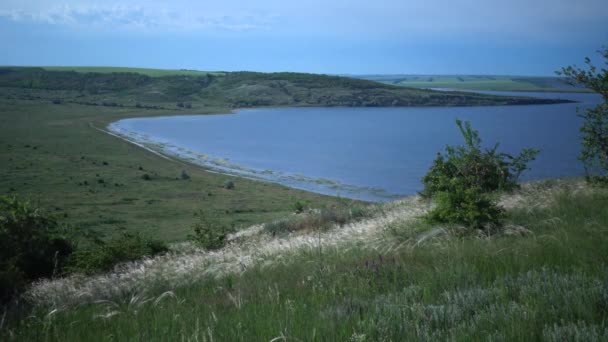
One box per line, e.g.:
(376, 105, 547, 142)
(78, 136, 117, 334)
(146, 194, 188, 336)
(559, 47, 608, 184)
(190, 211, 230, 250)
(67, 231, 168, 275)
(264, 203, 375, 235)
(421, 120, 538, 230)
(3, 181, 608, 340)
(0, 196, 73, 304)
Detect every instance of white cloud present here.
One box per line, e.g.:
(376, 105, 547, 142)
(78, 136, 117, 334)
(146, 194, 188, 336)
(0, 3, 277, 32)
(0, 0, 606, 40)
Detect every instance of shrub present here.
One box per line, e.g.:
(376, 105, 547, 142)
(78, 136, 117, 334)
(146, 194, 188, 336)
(223, 180, 235, 189)
(67, 232, 168, 275)
(422, 120, 539, 198)
(422, 120, 538, 229)
(0, 196, 73, 303)
(558, 47, 608, 184)
(191, 211, 228, 250)
(141, 173, 151, 181)
(180, 170, 190, 180)
(292, 200, 308, 213)
(424, 180, 503, 229)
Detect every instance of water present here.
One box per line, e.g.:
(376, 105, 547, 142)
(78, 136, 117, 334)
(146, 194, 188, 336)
(109, 91, 602, 201)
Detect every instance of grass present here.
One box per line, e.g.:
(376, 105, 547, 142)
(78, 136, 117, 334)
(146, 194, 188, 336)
(0, 68, 603, 339)
(0, 98, 344, 242)
(0, 68, 573, 109)
(40, 66, 226, 78)
(263, 202, 377, 235)
(356, 75, 592, 93)
(3, 180, 607, 340)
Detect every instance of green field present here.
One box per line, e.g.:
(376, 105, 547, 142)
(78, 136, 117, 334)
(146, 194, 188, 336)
(355, 75, 591, 92)
(0, 98, 345, 242)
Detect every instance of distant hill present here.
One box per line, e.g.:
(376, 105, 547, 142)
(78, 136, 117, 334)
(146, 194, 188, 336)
(41, 66, 225, 77)
(351, 74, 590, 93)
(0, 67, 572, 109)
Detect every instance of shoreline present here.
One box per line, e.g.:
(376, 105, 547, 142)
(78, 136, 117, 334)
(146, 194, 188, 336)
(102, 119, 395, 202)
(97, 89, 592, 203)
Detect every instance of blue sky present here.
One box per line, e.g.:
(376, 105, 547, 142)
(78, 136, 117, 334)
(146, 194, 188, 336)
(1, 0, 607, 75)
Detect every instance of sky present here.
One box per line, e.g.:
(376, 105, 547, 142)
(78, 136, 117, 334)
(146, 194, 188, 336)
(1, 0, 607, 75)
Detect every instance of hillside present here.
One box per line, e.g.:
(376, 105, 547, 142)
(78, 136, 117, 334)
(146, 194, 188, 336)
(41, 66, 225, 77)
(5, 179, 608, 340)
(0, 67, 572, 110)
(353, 74, 591, 92)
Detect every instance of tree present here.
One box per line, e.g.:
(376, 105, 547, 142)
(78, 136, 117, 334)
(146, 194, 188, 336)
(558, 46, 608, 184)
(0, 196, 73, 303)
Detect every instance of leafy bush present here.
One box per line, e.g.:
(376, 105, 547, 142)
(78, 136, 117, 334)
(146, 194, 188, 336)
(422, 120, 538, 229)
(68, 232, 168, 275)
(191, 211, 228, 250)
(223, 180, 235, 189)
(292, 200, 309, 214)
(0, 196, 73, 303)
(180, 170, 190, 180)
(425, 180, 503, 229)
(558, 47, 608, 184)
(422, 120, 539, 198)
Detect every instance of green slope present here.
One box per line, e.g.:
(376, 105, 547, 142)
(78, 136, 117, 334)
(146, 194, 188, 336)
(41, 66, 225, 77)
(0, 67, 572, 110)
(5, 181, 608, 340)
(355, 74, 591, 92)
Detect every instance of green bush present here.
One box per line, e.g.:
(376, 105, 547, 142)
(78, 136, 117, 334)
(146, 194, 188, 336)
(425, 180, 503, 229)
(0, 196, 73, 303)
(292, 200, 309, 214)
(67, 232, 168, 275)
(422, 120, 539, 198)
(223, 180, 234, 190)
(422, 120, 538, 229)
(223, 180, 235, 189)
(191, 211, 228, 250)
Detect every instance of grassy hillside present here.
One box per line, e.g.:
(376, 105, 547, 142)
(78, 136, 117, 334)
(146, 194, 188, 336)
(41, 66, 225, 77)
(0, 68, 571, 109)
(4, 180, 607, 340)
(355, 74, 591, 92)
(1, 67, 605, 340)
(0, 99, 344, 242)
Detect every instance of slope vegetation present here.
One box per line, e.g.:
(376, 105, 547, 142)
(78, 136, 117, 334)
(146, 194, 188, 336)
(5, 180, 607, 341)
(0, 67, 571, 109)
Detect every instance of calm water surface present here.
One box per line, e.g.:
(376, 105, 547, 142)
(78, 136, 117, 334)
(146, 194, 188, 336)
(110, 91, 601, 201)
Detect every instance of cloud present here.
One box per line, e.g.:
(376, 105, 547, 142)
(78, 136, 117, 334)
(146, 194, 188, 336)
(0, 3, 276, 32)
(0, 0, 606, 41)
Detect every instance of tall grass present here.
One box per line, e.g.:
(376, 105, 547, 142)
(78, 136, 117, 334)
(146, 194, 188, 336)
(3, 181, 608, 341)
(263, 204, 377, 235)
